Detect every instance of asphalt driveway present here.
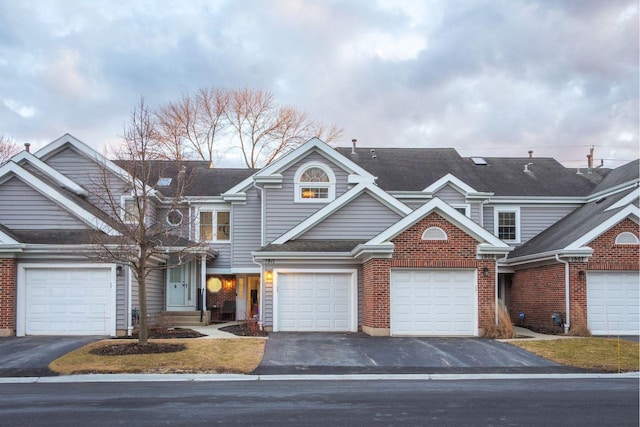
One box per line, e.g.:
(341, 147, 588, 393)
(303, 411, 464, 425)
(254, 332, 587, 375)
(0, 336, 101, 377)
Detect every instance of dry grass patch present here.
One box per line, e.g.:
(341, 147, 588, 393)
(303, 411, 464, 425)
(511, 338, 639, 373)
(50, 338, 266, 375)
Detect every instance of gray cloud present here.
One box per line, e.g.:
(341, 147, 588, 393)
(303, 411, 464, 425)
(0, 0, 636, 167)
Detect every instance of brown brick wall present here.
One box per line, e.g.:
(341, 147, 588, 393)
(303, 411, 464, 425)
(510, 218, 639, 332)
(361, 213, 496, 333)
(0, 259, 16, 335)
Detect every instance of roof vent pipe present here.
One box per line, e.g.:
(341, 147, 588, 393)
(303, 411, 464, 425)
(351, 139, 357, 154)
(24, 142, 30, 153)
(528, 150, 533, 158)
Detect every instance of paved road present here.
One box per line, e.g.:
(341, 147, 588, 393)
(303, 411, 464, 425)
(0, 378, 636, 426)
(255, 332, 584, 374)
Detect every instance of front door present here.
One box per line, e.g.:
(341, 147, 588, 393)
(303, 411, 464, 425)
(167, 263, 195, 311)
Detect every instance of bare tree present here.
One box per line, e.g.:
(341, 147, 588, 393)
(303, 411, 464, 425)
(156, 87, 230, 165)
(89, 98, 203, 345)
(0, 136, 21, 164)
(155, 87, 343, 168)
(226, 88, 343, 168)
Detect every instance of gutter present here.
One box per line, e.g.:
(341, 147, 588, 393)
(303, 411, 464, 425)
(555, 254, 571, 334)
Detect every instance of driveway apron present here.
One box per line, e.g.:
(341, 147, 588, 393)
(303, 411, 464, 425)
(254, 332, 588, 375)
(0, 336, 101, 377)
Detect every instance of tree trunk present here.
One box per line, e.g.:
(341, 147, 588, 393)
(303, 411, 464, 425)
(137, 262, 149, 345)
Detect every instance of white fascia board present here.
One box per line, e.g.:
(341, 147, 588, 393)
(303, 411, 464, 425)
(487, 197, 585, 204)
(351, 242, 395, 260)
(348, 174, 377, 185)
(366, 197, 509, 248)
(221, 192, 247, 203)
(503, 248, 594, 266)
(606, 188, 639, 211)
(477, 243, 513, 256)
(11, 152, 87, 196)
(566, 205, 639, 250)
(0, 162, 119, 236)
(390, 192, 433, 200)
(254, 174, 283, 186)
(423, 173, 478, 194)
(587, 180, 640, 202)
(34, 133, 153, 196)
(271, 183, 412, 244)
(252, 251, 354, 261)
(256, 138, 375, 184)
(464, 192, 494, 201)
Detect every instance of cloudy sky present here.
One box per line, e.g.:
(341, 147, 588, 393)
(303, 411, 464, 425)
(0, 0, 638, 168)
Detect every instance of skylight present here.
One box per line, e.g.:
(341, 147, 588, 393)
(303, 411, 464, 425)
(470, 157, 487, 165)
(157, 177, 172, 187)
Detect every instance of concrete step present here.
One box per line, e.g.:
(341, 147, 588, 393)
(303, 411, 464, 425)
(162, 311, 210, 327)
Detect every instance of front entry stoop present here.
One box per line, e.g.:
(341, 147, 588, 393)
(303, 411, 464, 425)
(162, 311, 210, 327)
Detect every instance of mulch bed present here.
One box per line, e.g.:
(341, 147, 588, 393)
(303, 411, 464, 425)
(125, 328, 206, 339)
(220, 323, 268, 337)
(89, 343, 186, 356)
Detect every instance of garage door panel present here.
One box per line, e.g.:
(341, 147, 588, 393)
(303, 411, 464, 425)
(587, 272, 639, 335)
(277, 272, 354, 332)
(23, 267, 114, 336)
(391, 269, 476, 336)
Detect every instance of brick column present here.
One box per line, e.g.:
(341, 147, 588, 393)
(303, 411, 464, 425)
(362, 258, 391, 336)
(0, 258, 16, 336)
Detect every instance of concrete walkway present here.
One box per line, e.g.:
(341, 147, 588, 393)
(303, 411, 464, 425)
(190, 322, 267, 339)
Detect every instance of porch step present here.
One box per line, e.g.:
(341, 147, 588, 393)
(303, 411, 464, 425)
(162, 311, 210, 327)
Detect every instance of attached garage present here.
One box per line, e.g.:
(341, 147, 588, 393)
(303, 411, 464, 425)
(275, 271, 357, 332)
(587, 271, 639, 335)
(390, 269, 477, 336)
(18, 265, 116, 336)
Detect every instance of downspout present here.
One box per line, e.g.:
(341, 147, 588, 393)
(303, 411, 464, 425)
(200, 254, 207, 322)
(253, 181, 265, 329)
(127, 265, 133, 336)
(555, 254, 571, 334)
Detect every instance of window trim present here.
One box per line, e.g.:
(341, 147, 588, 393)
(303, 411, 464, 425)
(452, 204, 471, 217)
(197, 208, 231, 242)
(494, 207, 520, 243)
(166, 209, 184, 227)
(615, 231, 639, 245)
(293, 161, 336, 203)
(121, 196, 139, 224)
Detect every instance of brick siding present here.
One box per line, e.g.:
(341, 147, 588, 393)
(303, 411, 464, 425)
(510, 218, 639, 332)
(361, 213, 496, 334)
(0, 258, 16, 335)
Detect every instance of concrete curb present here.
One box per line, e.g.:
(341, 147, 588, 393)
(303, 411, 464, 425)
(1, 372, 637, 384)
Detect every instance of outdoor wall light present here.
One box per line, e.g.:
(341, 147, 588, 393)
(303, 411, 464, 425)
(482, 267, 490, 277)
(578, 270, 586, 280)
(116, 265, 123, 276)
(264, 271, 273, 282)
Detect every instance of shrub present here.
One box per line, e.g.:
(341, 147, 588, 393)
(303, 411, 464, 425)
(482, 301, 516, 339)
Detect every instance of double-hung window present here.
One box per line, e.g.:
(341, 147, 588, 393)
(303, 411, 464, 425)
(495, 208, 520, 243)
(122, 197, 139, 224)
(199, 210, 230, 241)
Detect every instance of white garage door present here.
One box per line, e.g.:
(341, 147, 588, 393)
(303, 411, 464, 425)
(23, 266, 114, 336)
(587, 271, 639, 335)
(276, 272, 355, 332)
(391, 269, 476, 336)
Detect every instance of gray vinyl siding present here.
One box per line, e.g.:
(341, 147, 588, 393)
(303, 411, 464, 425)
(264, 281, 273, 327)
(483, 204, 577, 244)
(0, 176, 88, 229)
(433, 185, 466, 204)
(232, 187, 262, 268)
(116, 272, 127, 331)
(520, 205, 576, 244)
(131, 268, 165, 319)
(43, 146, 130, 215)
(300, 192, 402, 240)
(209, 243, 231, 269)
(402, 200, 428, 210)
(264, 152, 350, 243)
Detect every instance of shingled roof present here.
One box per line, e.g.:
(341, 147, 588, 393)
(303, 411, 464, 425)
(334, 147, 607, 196)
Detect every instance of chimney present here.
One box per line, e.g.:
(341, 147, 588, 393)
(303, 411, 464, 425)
(351, 139, 357, 154)
(24, 142, 30, 153)
(528, 150, 533, 158)
(587, 146, 594, 170)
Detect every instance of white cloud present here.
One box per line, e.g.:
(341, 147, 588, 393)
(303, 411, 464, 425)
(3, 99, 35, 118)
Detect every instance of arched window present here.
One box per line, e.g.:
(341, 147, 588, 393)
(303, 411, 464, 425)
(294, 162, 336, 202)
(615, 231, 639, 245)
(422, 227, 447, 241)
